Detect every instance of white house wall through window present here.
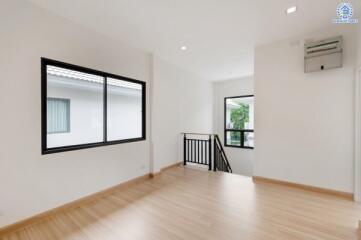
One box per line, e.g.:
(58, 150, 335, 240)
(42, 58, 146, 154)
(224, 96, 254, 149)
(107, 77, 143, 141)
(47, 66, 104, 148)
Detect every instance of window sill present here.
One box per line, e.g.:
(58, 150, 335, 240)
(42, 137, 146, 155)
(224, 145, 254, 150)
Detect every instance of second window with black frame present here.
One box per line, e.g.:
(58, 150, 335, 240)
(224, 95, 254, 149)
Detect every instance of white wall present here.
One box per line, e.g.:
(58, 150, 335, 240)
(0, 0, 151, 227)
(213, 77, 254, 176)
(151, 56, 213, 173)
(357, 22, 361, 68)
(355, 22, 361, 200)
(254, 25, 357, 193)
(0, 1, 215, 227)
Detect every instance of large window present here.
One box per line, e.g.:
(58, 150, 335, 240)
(41, 58, 146, 154)
(224, 95, 254, 149)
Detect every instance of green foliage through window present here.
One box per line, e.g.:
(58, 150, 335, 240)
(230, 104, 249, 130)
(229, 103, 249, 144)
(230, 132, 241, 145)
(225, 96, 254, 148)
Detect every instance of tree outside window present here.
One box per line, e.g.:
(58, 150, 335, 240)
(225, 96, 254, 149)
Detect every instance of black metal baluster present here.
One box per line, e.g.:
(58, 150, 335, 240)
(216, 150, 218, 171)
(205, 140, 208, 165)
(203, 141, 207, 165)
(202, 141, 207, 165)
(219, 151, 224, 172)
(221, 150, 224, 171)
(190, 140, 192, 162)
(194, 140, 196, 163)
(187, 139, 189, 163)
(213, 137, 216, 171)
(193, 140, 196, 163)
(216, 149, 221, 171)
(215, 146, 217, 171)
(220, 152, 222, 171)
(208, 136, 211, 171)
(183, 134, 186, 165)
(219, 150, 221, 171)
(194, 140, 197, 163)
(189, 140, 191, 163)
(187, 139, 190, 162)
(193, 140, 195, 163)
(197, 140, 199, 164)
(201, 140, 204, 164)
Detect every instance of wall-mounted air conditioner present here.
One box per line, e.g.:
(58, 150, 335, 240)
(304, 36, 343, 73)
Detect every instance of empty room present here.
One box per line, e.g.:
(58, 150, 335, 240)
(1, 0, 361, 239)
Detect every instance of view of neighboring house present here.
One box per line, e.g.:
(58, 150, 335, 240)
(46, 66, 143, 148)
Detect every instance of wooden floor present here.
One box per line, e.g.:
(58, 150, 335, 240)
(2, 166, 361, 240)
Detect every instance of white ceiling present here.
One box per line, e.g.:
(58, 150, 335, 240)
(27, 0, 360, 81)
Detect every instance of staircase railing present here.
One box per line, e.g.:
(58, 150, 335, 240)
(214, 135, 232, 173)
(182, 133, 232, 173)
(183, 133, 212, 171)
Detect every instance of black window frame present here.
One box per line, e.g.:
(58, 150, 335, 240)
(224, 95, 254, 149)
(41, 58, 146, 155)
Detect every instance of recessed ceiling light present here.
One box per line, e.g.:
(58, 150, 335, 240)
(286, 6, 297, 14)
(181, 46, 187, 50)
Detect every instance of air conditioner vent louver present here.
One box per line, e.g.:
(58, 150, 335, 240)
(304, 36, 343, 73)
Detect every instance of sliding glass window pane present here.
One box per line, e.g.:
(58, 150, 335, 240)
(46, 65, 104, 148)
(244, 132, 254, 148)
(107, 77, 143, 141)
(225, 97, 254, 130)
(226, 131, 241, 146)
